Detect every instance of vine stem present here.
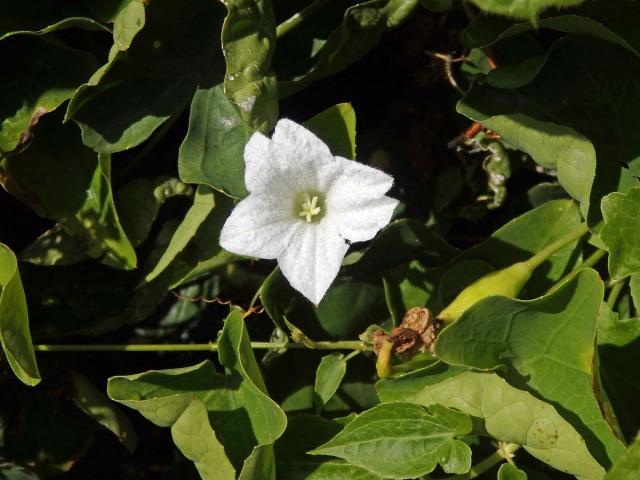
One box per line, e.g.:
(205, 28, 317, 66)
(276, 0, 334, 38)
(607, 277, 627, 308)
(34, 341, 368, 353)
(546, 248, 607, 294)
(525, 222, 589, 270)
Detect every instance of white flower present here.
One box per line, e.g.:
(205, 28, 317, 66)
(219, 119, 398, 304)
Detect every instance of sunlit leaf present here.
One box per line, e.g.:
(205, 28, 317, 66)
(222, 0, 278, 132)
(390, 371, 606, 479)
(314, 353, 347, 405)
(437, 270, 625, 466)
(310, 402, 472, 478)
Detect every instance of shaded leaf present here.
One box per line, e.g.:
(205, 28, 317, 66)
(261, 268, 387, 338)
(0, 243, 39, 386)
(68, 0, 226, 153)
(0, 2, 109, 40)
(383, 200, 582, 321)
(1, 117, 136, 269)
(117, 176, 193, 248)
(314, 353, 347, 405)
(353, 218, 458, 274)
(275, 414, 381, 480)
(462, 3, 640, 56)
(279, 0, 419, 97)
(310, 402, 472, 478)
(457, 84, 596, 216)
(0, 36, 98, 153)
(70, 372, 137, 453)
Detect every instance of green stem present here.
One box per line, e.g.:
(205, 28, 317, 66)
(248, 286, 262, 310)
(276, 0, 334, 38)
(581, 248, 607, 270)
(343, 349, 361, 362)
(526, 222, 589, 270)
(35, 341, 368, 353)
(607, 278, 626, 308)
(546, 248, 607, 294)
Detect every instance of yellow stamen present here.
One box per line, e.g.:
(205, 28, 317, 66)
(299, 195, 321, 223)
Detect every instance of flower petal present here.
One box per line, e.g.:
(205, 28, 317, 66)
(272, 118, 332, 163)
(327, 156, 394, 200)
(325, 157, 398, 242)
(244, 131, 279, 193)
(219, 193, 297, 259)
(244, 120, 339, 194)
(327, 195, 398, 243)
(277, 222, 349, 305)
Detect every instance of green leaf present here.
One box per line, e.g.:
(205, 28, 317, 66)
(437, 270, 625, 467)
(353, 218, 458, 274)
(631, 274, 640, 313)
(73, 72, 196, 154)
(2, 117, 137, 269)
(108, 310, 286, 473)
(0, 466, 40, 480)
(0, 2, 110, 40)
(457, 84, 597, 216)
(279, 0, 419, 97)
(171, 398, 236, 480)
(221, 0, 278, 132)
(178, 84, 251, 199)
(383, 200, 582, 320)
(261, 268, 387, 338)
(0, 243, 40, 386)
(70, 372, 137, 453)
(405, 371, 606, 479)
(469, 0, 584, 20)
(306, 103, 357, 160)
(499, 463, 528, 480)
(0, 36, 98, 153)
(462, 3, 640, 57)
(143, 191, 234, 288)
(458, 36, 640, 225)
(383, 260, 442, 323)
(601, 187, 640, 280)
(68, 0, 226, 153)
(376, 362, 469, 403)
(117, 176, 193, 247)
(310, 402, 472, 478)
(605, 434, 640, 479)
(597, 302, 640, 347)
(275, 415, 382, 480)
(314, 353, 347, 405)
(145, 186, 216, 282)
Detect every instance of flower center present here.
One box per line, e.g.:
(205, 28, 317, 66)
(297, 192, 324, 223)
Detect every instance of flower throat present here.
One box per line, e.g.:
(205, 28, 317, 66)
(296, 192, 325, 223)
